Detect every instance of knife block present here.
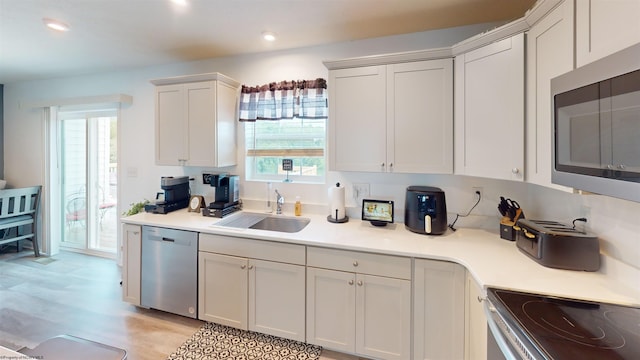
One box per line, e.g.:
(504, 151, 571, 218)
(500, 209, 524, 241)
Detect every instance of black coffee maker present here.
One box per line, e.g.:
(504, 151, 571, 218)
(144, 176, 190, 214)
(205, 174, 240, 217)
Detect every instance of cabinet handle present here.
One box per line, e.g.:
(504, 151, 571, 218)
(241, 265, 246, 269)
(617, 164, 626, 170)
(353, 261, 358, 267)
(511, 168, 520, 174)
(357, 280, 363, 286)
(348, 280, 354, 285)
(477, 296, 484, 303)
(381, 162, 385, 168)
(248, 265, 254, 270)
(389, 163, 393, 168)
(132, 232, 139, 235)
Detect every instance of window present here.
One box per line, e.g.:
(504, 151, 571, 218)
(240, 79, 327, 183)
(245, 118, 326, 182)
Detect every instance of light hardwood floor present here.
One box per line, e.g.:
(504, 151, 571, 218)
(0, 247, 364, 360)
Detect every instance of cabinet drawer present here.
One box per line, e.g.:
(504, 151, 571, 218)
(307, 247, 411, 280)
(199, 233, 305, 265)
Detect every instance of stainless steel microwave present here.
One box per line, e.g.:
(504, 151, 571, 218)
(551, 42, 640, 203)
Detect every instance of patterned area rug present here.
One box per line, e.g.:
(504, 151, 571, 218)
(167, 322, 322, 360)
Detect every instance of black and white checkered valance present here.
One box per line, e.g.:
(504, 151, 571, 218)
(239, 78, 327, 121)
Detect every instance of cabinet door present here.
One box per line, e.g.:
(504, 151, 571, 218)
(329, 66, 387, 172)
(122, 224, 141, 305)
(249, 259, 306, 342)
(526, 0, 574, 191)
(356, 274, 411, 360)
(576, 0, 640, 67)
(198, 252, 248, 329)
(156, 84, 187, 165)
(455, 33, 525, 181)
(387, 59, 453, 174)
(213, 81, 239, 167)
(306, 267, 356, 352)
(185, 81, 216, 167)
(464, 273, 487, 360)
(413, 259, 465, 360)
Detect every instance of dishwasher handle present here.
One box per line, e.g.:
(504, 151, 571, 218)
(162, 237, 175, 242)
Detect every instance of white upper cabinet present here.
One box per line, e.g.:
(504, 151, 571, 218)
(576, 0, 640, 67)
(327, 57, 453, 174)
(329, 65, 387, 172)
(454, 33, 525, 181)
(387, 60, 453, 174)
(152, 73, 240, 167)
(525, 0, 574, 190)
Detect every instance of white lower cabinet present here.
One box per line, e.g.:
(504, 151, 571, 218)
(413, 259, 465, 360)
(122, 224, 142, 305)
(198, 234, 306, 342)
(306, 247, 411, 360)
(465, 272, 488, 360)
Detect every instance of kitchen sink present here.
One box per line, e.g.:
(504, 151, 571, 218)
(249, 216, 310, 233)
(215, 212, 310, 233)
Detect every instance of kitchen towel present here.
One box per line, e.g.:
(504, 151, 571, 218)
(328, 183, 346, 220)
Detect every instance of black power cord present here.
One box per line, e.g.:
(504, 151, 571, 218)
(448, 191, 482, 232)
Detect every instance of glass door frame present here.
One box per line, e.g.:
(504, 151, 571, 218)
(57, 107, 118, 257)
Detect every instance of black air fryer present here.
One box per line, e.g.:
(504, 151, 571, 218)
(405, 186, 447, 235)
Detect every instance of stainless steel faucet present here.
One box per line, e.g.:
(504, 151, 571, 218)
(275, 189, 284, 214)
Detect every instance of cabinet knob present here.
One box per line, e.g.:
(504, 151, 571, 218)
(132, 232, 139, 235)
(477, 296, 484, 303)
(617, 164, 626, 170)
(389, 163, 393, 168)
(381, 162, 385, 168)
(348, 280, 354, 285)
(248, 265, 254, 270)
(353, 261, 358, 267)
(241, 264, 246, 269)
(357, 280, 363, 286)
(511, 168, 520, 174)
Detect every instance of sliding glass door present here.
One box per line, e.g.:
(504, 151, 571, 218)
(59, 109, 118, 254)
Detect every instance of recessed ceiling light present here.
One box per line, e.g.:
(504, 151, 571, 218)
(170, 0, 188, 6)
(262, 31, 277, 42)
(43, 18, 70, 32)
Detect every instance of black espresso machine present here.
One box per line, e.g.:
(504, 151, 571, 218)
(203, 174, 241, 218)
(144, 176, 190, 214)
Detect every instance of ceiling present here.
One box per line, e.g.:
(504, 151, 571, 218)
(0, 0, 537, 84)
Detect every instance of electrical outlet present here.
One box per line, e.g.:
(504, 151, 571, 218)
(472, 187, 483, 201)
(353, 183, 370, 205)
(202, 173, 213, 185)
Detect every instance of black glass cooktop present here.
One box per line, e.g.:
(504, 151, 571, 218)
(491, 289, 640, 359)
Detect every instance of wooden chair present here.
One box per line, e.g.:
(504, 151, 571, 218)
(0, 186, 42, 257)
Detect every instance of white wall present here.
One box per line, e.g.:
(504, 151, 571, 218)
(4, 23, 640, 270)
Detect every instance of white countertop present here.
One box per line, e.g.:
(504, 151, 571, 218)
(122, 209, 640, 307)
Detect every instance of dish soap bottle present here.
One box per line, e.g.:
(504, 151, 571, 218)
(294, 196, 302, 216)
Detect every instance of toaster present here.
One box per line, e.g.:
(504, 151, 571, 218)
(514, 219, 600, 271)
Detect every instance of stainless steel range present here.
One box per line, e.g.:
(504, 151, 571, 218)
(486, 288, 640, 360)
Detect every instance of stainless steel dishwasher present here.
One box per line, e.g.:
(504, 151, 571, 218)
(141, 225, 198, 318)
